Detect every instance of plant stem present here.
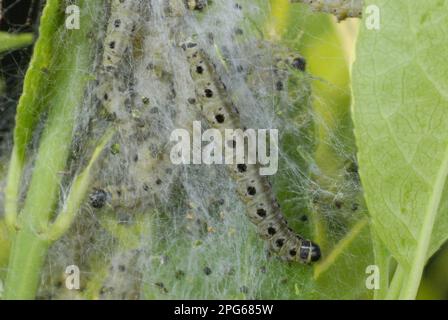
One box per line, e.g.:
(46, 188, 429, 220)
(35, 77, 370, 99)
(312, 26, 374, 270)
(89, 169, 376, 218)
(4, 149, 21, 231)
(385, 265, 405, 300)
(4, 0, 99, 299)
(399, 143, 448, 299)
(0, 32, 33, 53)
(371, 230, 390, 300)
(4, 229, 50, 299)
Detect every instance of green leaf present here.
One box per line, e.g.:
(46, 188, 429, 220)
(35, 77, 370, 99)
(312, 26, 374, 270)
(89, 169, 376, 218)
(352, 0, 448, 299)
(4, 0, 64, 229)
(12, 1, 64, 162)
(0, 32, 33, 54)
(314, 218, 374, 299)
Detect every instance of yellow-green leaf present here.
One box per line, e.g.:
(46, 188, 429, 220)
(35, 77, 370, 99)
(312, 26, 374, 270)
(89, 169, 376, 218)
(352, 0, 448, 299)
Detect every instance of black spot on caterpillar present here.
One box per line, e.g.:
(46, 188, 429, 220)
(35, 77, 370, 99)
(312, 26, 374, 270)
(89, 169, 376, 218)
(180, 39, 321, 264)
(203, 266, 212, 275)
(291, 0, 363, 21)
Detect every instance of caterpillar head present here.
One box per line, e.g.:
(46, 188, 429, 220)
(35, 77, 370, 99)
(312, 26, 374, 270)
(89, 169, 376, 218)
(299, 240, 321, 264)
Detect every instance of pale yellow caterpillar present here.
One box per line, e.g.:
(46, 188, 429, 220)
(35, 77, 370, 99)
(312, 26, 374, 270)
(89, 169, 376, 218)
(102, 0, 139, 69)
(180, 39, 321, 263)
(291, 0, 363, 21)
(96, 0, 141, 117)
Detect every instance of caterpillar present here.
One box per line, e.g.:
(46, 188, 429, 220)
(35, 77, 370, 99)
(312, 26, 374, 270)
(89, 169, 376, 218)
(179, 39, 321, 264)
(291, 0, 363, 21)
(95, 0, 141, 118)
(102, 0, 140, 69)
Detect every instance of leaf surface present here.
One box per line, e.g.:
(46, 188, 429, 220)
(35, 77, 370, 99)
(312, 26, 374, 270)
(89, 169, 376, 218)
(352, 0, 448, 292)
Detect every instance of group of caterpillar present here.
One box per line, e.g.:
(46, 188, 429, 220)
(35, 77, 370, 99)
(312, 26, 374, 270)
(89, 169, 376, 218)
(91, 0, 320, 264)
(179, 38, 321, 264)
(291, 0, 363, 21)
(92, 0, 184, 211)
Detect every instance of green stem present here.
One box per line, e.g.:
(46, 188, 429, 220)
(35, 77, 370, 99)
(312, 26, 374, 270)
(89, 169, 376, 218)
(399, 141, 448, 299)
(371, 230, 391, 300)
(4, 0, 99, 299)
(4, 149, 21, 231)
(0, 32, 33, 53)
(4, 229, 50, 299)
(385, 265, 405, 300)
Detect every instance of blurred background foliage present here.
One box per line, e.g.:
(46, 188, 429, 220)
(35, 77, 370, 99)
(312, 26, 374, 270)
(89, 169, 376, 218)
(0, 0, 446, 299)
